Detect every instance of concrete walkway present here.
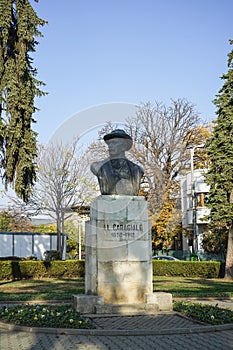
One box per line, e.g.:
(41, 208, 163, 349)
(0, 299, 233, 350)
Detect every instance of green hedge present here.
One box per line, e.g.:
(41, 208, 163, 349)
(152, 260, 222, 278)
(0, 260, 85, 280)
(0, 259, 223, 281)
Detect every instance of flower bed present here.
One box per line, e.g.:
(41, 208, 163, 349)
(1, 301, 233, 329)
(174, 301, 233, 325)
(0, 304, 94, 329)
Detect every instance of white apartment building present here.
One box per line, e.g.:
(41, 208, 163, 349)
(180, 169, 210, 252)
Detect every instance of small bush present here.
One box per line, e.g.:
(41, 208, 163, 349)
(44, 250, 61, 260)
(0, 261, 13, 280)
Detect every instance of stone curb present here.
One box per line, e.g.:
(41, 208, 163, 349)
(1, 317, 233, 336)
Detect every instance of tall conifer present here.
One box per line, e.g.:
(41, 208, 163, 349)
(206, 40, 233, 279)
(0, 0, 47, 202)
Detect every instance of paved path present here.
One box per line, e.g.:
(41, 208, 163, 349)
(1, 310, 233, 350)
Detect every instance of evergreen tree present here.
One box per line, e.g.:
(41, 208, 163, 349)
(0, 0, 47, 202)
(205, 40, 233, 279)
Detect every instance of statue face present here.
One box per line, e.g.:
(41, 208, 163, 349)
(107, 138, 125, 157)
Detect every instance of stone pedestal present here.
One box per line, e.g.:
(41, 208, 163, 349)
(85, 195, 152, 304)
(73, 195, 173, 314)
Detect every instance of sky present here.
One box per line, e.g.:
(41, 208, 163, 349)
(30, 0, 233, 144)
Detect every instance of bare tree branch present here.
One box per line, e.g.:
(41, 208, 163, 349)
(27, 139, 98, 253)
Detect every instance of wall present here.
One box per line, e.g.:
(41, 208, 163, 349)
(0, 232, 66, 260)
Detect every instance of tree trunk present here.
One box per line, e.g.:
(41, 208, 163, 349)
(57, 216, 61, 253)
(225, 225, 233, 279)
(61, 213, 65, 259)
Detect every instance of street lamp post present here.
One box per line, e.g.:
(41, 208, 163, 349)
(189, 144, 205, 253)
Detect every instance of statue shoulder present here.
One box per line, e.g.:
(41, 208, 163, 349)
(90, 159, 108, 175)
(127, 159, 144, 176)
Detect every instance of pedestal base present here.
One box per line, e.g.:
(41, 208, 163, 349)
(73, 292, 173, 314)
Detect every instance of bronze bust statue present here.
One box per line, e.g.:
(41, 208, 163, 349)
(91, 129, 144, 196)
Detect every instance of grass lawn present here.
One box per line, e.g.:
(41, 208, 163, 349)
(153, 276, 233, 298)
(0, 278, 85, 301)
(0, 276, 233, 301)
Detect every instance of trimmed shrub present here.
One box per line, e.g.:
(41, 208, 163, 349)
(0, 259, 222, 280)
(45, 260, 85, 278)
(19, 261, 48, 279)
(0, 260, 85, 280)
(0, 261, 14, 280)
(152, 260, 221, 278)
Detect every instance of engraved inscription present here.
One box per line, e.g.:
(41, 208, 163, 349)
(103, 222, 144, 241)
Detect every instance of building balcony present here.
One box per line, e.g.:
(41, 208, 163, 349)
(194, 177, 210, 193)
(185, 207, 210, 227)
(196, 207, 210, 224)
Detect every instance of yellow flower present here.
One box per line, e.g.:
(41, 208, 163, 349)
(34, 316, 38, 321)
(69, 319, 74, 324)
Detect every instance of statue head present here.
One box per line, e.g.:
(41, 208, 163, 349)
(103, 129, 133, 154)
(90, 129, 143, 195)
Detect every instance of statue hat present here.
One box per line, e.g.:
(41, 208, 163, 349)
(103, 129, 133, 150)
